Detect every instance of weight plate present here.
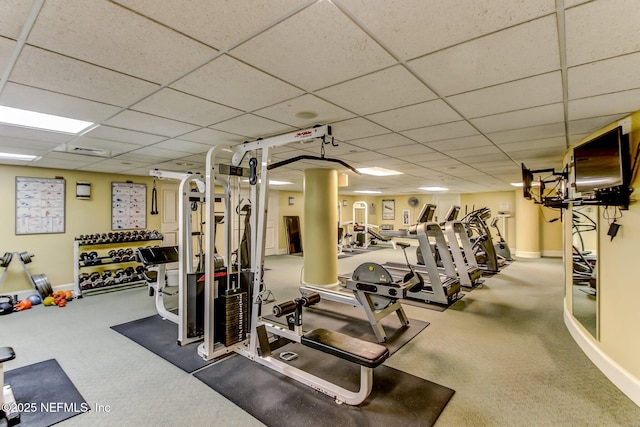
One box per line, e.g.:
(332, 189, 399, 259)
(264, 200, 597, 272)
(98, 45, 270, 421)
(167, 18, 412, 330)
(32, 274, 52, 299)
(19, 251, 33, 264)
(1, 252, 12, 268)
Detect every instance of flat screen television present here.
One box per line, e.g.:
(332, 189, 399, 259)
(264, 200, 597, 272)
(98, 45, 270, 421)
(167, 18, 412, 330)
(573, 126, 628, 194)
(521, 163, 534, 200)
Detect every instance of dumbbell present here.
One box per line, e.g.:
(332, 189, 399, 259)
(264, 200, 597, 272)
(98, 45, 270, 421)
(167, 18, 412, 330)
(89, 271, 104, 288)
(124, 266, 136, 282)
(79, 273, 92, 290)
(113, 268, 125, 284)
(102, 270, 115, 287)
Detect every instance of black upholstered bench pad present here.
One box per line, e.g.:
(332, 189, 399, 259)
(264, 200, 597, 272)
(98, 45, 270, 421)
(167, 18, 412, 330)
(301, 328, 389, 368)
(0, 346, 15, 363)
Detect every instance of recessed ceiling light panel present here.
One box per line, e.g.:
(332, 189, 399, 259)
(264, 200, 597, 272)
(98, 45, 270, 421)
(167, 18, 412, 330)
(357, 167, 403, 176)
(0, 105, 94, 134)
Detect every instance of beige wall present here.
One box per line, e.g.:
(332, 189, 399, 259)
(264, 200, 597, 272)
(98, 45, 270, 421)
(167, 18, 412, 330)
(564, 110, 640, 381)
(0, 165, 160, 293)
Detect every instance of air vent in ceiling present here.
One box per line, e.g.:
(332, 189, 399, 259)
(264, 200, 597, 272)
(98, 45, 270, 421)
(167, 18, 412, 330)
(54, 144, 111, 158)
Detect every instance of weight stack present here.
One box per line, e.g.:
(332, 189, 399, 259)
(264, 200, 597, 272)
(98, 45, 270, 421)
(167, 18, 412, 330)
(216, 289, 248, 347)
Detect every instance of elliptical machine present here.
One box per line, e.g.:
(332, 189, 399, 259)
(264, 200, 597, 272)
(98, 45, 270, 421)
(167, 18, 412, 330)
(490, 217, 512, 261)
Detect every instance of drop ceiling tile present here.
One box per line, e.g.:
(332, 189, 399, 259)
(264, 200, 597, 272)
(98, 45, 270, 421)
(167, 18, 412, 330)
(131, 88, 242, 127)
(336, 0, 554, 60)
(565, 0, 590, 7)
(568, 52, 640, 100)
(0, 83, 121, 123)
(0, 37, 15, 66)
(409, 16, 559, 96)
(315, 65, 437, 115)
(231, 1, 395, 91)
(0, 0, 34, 39)
(499, 136, 566, 153)
(443, 145, 504, 159)
(84, 126, 166, 146)
(376, 143, 432, 157)
(568, 89, 640, 121)
(116, 151, 174, 164)
(401, 121, 479, 144)
(565, 0, 640, 66)
(172, 55, 303, 112)
(113, 0, 309, 50)
(470, 103, 564, 133)
(33, 157, 99, 170)
(487, 122, 565, 144)
(9, 46, 159, 107)
(348, 133, 415, 150)
(104, 110, 198, 138)
(211, 115, 296, 139)
(447, 72, 562, 118)
(310, 141, 366, 156)
(76, 158, 141, 173)
(179, 128, 246, 145)
(0, 135, 60, 151)
(367, 100, 462, 132)
(153, 139, 211, 155)
(27, 0, 216, 84)
(331, 118, 389, 141)
(338, 150, 389, 163)
(509, 146, 567, 160)
(426, 135, 492, 151)
(400, 152, 451, 163)
(568, 114, 626, 135)
(569, 133, 590, 146)
(254, 94, 355, 127)
(0, 124, 74, 144)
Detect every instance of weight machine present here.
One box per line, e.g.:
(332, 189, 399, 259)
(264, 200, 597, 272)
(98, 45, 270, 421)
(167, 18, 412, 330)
(197, 125, 391, 405)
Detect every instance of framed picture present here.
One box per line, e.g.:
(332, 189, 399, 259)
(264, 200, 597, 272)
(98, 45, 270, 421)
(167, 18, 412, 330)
(402, 209, 411, 226)
(382, 199, 395, 220)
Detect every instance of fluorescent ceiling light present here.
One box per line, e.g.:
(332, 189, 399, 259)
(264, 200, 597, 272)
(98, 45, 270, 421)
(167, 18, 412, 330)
(0, 105, 94, 134)
(511, 182, 523, 187)
(419, 186, 449, 192)
(511, 181, 540, 187)
(0, 152, 39, 161)
(357, 167, 403, 176)
(354, 190, 382, 194)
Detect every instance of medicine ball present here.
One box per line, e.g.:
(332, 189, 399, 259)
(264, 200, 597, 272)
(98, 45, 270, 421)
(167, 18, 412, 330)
(27, 294, 42, 305)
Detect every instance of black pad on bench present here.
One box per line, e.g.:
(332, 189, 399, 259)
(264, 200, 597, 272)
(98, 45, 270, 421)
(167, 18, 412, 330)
(301, 328, 389, 369)
(368, 229, 392, 242)
(0, 346, 16, 363)
(137, 246, 179, 265)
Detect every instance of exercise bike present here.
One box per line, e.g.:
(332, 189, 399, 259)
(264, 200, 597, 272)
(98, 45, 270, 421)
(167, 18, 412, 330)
(490, 217, 512, 261)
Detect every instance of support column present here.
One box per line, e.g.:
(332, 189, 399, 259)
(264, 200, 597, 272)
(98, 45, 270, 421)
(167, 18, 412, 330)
(302, 168, 339, 288)
(515, 189, 541, 258)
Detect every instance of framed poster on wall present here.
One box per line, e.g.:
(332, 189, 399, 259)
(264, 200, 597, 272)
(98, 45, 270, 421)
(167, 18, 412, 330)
(112, 182, 146, 230)
(15, 177, 66, 234)
(382, 199, 395, 220)
(402, 209, 411, 226)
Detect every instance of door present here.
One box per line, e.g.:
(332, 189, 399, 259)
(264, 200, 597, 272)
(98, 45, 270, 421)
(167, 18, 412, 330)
(160, 183, 179, 246)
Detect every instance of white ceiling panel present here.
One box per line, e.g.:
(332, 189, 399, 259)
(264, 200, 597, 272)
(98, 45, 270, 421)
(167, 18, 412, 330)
(447, 72, 562, 118)
(0, 0, 34, 39)
(568, 89, 640, 121)
(32, 157, 98, 170)
(568, 114, 627, 136)
(379, 143, 436, 158)
(401, 121, 479, 144)
(470, 103, 565, 133)
(76, 158, 142, 173)
(487, 122, 566, 144)
(367, 100, 462, 131)
(254, 94, 355, 128)
(315, 65, 437, 115)
(0, 83, 121, 123)
(179, 128, 246, 145)
(211, 115, 296, 139)
(171, 55, 303, 112)
(113, 0, 311, 50)
(510, 146, 567, 161)
(336, 0, 554, 60)
(131, 88, 242, 127)
(565, 0, 640, 67)
(400, 152, 451, 163)
(0, 135, 58, 152)
(9, 46, 159, 107)
(153, 139, 212, 155)
(115, 151, 174, 164)
(410, 16, 559, 96)
(568, 52, 640, 100)
(442, 145, 504, 158)
(348, 133, 416, 150)
(84, 126, 166, 146)
(499, 136, 567, 153)
(0, 124, 73, 144)
(339, 150, 390, 163)
(27, 0, 216, 84)
(331, 118, 389, 141)
(231, 1, 395, 91)
(565, 0, 591, 7)
(104, 110, 198, 138)
(426, 135, 492, 152)
(0, 37, 15, 66)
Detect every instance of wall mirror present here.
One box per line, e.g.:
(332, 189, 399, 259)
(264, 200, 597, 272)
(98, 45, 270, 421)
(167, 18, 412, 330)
(571, 205, 598, 339)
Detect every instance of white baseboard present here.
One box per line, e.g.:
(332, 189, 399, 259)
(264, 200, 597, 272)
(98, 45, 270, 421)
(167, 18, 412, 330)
(5, 283, 74, 301)
(542, 250, 563, 258)
(563, 301, 640, 407)
(514, 250, 541, 258)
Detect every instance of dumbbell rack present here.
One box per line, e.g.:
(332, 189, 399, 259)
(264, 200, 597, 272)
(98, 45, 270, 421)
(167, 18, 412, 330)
(73, 233, 163, 298)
